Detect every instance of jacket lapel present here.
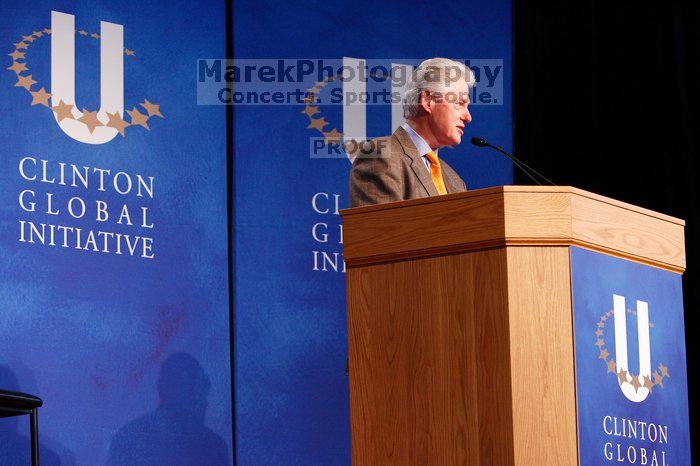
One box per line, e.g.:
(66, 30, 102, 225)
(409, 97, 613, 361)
(443, 167, 461, 194)
(394, 127, 439, 197)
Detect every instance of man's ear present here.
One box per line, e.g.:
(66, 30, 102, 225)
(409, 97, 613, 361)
(419, 90, 432, 115)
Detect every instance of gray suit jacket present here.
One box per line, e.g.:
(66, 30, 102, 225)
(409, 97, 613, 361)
(348, 127, 467, 207)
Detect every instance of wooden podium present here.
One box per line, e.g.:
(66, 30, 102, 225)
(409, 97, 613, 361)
(340, 186, 686, 466)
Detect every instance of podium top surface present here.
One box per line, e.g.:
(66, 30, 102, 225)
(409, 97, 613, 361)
(340, 186, 686, 273)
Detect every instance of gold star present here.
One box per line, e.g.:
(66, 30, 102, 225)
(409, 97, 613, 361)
(307, 117, 328, 131)
(314, 80, 327, 88)
(30, 87, 52, 107)
(606, 310, 613, 316)
(125, 49, 135, 56)
(324, 128, 343, 144)
(606, 360, 617, 373)
(599, 349, 609, 360)
(616, 368, 628, 384)
(14, 41, 28, 50)
(9, 50, 25, 60)
(32, 30, 44, 38)
(595, 329, 603, 337)
(630, 375, 642, 390)
(140, 99, 163, 118)
(52, 100, 75, 122)
(127, 107, 150, 130)
(106, 112, 130, 136)
(22, 35, 36, 43)
(78, 109, 102, 133)
(601, 315, 608, 321)
(15, 74, 36, 90)
(300, 106, 320, 118)
(652, 371, 664, 387)
(91, 33, 100, 39)
(303, 93, 317, 104)
(659, 363, 669, 378)
(595, 338, 604, 348)
(597, 322, 604, 328)
(643, 375, 654, 392)
(43, 29, 52, 34)
(7, 61, 28, 74)
(78, 30, 88, 35)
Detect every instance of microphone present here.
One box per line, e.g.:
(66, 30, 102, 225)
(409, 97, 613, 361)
(470, 137, 555, 186)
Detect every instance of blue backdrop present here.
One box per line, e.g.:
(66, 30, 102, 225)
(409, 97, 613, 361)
(0, 2, 231, 465)
(232, 0, 513, 463)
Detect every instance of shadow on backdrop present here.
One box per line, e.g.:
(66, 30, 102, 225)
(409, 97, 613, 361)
(107, 352, 229, 465)
(0, 364, 64, 465)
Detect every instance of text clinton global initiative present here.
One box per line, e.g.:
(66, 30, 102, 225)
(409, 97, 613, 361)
(16, 156, 156, 259)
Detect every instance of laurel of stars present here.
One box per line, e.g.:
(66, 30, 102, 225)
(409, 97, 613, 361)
(595, 310, 669, 394)
(8, 26, 137, 103)
(9, 27, 152, 137)
(42, 99, 164, 136)
(301, 78, 344, 147)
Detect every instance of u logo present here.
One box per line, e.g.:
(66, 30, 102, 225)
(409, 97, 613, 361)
(341, 58, 410, 162)
(612, 294, 651, 402)
(51, 10, 123, 144)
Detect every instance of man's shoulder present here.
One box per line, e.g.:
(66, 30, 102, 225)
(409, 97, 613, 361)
(348, 131, 416, 207)
(346, 133, 404, 163)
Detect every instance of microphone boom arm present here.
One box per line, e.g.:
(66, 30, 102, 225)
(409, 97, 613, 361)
(471, 137, 556, 186)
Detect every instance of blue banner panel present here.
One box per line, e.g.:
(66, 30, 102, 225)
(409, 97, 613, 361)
(570, 247, 691, 465)
(233, 0, 513, 464)
(0, 2, 231, 465)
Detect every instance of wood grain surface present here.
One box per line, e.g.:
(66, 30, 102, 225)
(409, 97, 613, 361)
(346, 246, 579, 465)
(346, 248, 514, 465)
(505, 247, 578, 465)
(341, 186, 685, 273)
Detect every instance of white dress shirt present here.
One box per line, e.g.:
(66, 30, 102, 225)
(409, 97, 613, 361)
(402, 123, 438, 172)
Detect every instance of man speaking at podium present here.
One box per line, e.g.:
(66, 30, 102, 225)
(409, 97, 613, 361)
(349, 58, 474, 207)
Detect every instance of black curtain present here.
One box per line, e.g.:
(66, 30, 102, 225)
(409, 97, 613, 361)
(514, 0, 699, 452)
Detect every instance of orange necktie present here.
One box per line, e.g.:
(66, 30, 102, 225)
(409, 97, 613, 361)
(425, 151, 447, 195)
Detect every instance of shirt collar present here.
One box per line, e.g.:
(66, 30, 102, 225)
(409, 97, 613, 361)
(402, 123, 438, 158)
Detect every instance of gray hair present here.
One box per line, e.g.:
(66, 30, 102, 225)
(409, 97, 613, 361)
(403, 58, 475, 119)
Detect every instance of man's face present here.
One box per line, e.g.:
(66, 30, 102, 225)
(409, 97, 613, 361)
(427, 78, 472, 147)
